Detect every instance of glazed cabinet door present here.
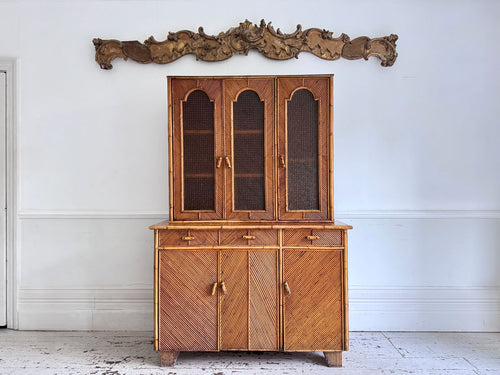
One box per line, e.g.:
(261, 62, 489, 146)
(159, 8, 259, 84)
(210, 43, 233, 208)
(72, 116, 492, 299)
(220, 250, 279, 350)
(159, 250, 218, 351)
(282, 249, 343, 351)
(223, 78, 275, 220)
(277, 76, 332, 220)
(170, 78, 224, 220)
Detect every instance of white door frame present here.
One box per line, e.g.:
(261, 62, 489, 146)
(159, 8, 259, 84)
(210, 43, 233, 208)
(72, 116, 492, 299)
(0, 59, 18, 329)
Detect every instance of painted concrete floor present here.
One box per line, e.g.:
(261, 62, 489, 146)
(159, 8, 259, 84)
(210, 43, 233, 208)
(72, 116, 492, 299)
(0, 330, 499, 374)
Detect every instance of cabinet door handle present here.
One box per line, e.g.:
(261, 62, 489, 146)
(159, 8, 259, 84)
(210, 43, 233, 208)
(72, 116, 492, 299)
(220, 281, 227, 294)
(225, 156, 232, 169)
(216, 157, 223, 168)
(181, 236, 195, 241)
(306, 235, 320, 240)
(279, 156, 286, 168)
(242, 235, 256, 240)
(283, 281, 291, 295)
(210, 282, 218, 296)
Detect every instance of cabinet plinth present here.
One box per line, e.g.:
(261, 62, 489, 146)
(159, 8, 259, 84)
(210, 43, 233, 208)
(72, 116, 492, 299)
(151, 75, 351, 367)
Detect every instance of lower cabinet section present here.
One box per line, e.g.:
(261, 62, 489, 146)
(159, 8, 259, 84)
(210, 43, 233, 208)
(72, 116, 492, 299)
(155, 227, 348, 367)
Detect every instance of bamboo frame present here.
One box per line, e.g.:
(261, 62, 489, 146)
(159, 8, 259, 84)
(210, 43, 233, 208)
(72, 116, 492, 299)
(329, 76, 334, 220)
(154, 230, 159, 351)
(343, 229, 349, 351)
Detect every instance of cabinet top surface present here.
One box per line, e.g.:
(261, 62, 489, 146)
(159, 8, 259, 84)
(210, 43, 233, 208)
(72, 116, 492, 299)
(168, 74, 333, 80)
(149, 220, 352, 230)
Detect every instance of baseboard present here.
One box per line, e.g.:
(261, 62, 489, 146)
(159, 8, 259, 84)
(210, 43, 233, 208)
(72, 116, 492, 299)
(18, 288, 154, 331)
(17, 286, 500, 331)
(349, 286, 500, 331)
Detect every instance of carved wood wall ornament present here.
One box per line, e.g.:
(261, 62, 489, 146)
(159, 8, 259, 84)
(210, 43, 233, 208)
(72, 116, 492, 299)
(93, 20, 398, 70)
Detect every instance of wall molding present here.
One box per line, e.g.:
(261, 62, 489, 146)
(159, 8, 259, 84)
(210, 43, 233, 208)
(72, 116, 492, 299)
(18, 211, 170, 220)
(17, 209, 500, 220)
(17, 286, 500, 331)
(337, 210, 500, 219)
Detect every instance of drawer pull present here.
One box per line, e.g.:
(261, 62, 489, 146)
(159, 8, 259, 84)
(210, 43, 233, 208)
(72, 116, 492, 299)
(279, 156, 286, 168)
(242, 235, 256, 240)
(225, 156, 232, 169)
(210, 282, 218, 296)
(181, 236, 195, 241)
(220, 281, 227, 294)
(306, 235, 320, 240)
(283, 281, 291, 295)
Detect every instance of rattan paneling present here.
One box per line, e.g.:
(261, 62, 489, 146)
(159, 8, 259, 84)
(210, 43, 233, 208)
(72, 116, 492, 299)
(283, 250, 343, 350)
(158, 230, 218, 247)
(159, 250, 218, 351)
(249, 251, 278, 350)
(283, 229, 342, 247)
(220, 229, 279, 246)
(220, 251, 248, 349)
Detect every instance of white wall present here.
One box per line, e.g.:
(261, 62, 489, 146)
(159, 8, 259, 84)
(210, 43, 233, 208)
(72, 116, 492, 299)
(0, 0, 499, 331)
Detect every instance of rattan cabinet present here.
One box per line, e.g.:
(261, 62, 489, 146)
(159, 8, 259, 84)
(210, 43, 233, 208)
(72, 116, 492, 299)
(150, 75, 352, 367)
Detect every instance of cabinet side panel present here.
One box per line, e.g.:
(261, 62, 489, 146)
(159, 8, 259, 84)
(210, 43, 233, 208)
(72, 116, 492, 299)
(159, 251, 218, 351)
(283, 250, 342, 350)
(249, 250, 279, 350)
(220, 250, 248, 349)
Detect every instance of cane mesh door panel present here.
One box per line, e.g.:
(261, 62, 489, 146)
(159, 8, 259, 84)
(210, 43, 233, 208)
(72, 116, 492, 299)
(183, 90, 216, 211)
(224, 78, 275, 220)
(278, 76, 331, 220)
(171, 78, 224, 220)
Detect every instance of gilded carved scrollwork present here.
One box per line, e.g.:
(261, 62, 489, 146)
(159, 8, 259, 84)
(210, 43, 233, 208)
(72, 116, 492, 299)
(93, 20, 398, 70)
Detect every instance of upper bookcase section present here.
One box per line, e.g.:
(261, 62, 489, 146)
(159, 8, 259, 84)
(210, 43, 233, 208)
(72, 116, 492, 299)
(168, 75, 333, 222)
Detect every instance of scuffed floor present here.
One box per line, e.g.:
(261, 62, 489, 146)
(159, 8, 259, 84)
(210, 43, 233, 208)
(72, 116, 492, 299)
(0, 330, 499, 374)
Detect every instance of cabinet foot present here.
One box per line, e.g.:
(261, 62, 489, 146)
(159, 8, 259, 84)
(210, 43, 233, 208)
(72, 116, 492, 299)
(160, 351, 179, 366)
(323, 351, 342, 367)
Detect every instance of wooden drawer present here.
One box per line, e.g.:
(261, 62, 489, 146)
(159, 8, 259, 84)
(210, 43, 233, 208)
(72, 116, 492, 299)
(283, 229, 343, 247)
(220, 229, 278, 246)
(158, 229, 218, 247)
